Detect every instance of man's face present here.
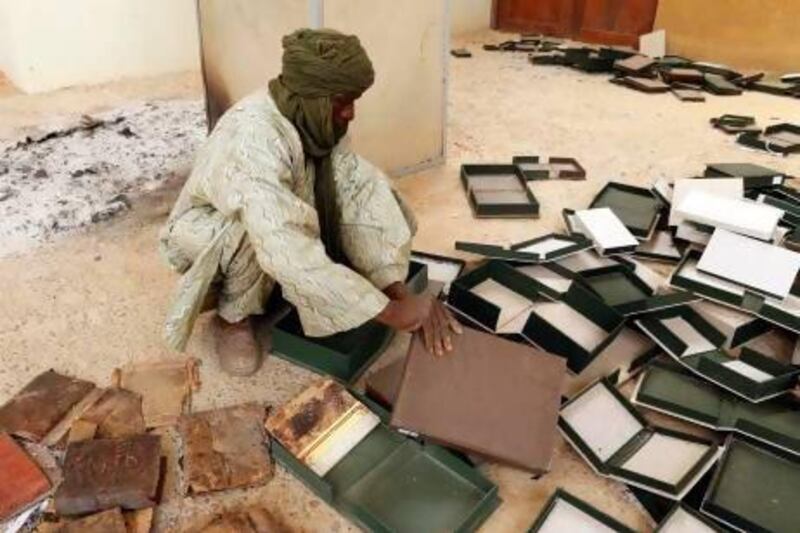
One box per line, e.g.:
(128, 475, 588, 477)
(332, 94, 357, 139)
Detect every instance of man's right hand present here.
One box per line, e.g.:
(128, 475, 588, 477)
(376, 293, 433, 332)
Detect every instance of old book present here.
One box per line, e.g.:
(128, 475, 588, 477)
(0, 433, 51, 521)
(78, 388, 145, 439)
(113, 358, 200, 428)
(58, 508, 127, 533)
(265, 379, 380, 477)
(123, 508, 154, 533)
(67, 420, 97, 443)
(193, 506, 287, 533)
(391, 328, 566, 473)
(54, 434, 162, 515)
(179, 403, 271, 494)
(0, 370, 95, 442)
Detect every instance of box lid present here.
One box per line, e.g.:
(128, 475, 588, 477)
(391, 329, 566, 473)
(575, 208, 639, 255)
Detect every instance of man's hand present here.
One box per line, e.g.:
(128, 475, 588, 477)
(421, 299, 463, 357)
(376, 293, 433, 332)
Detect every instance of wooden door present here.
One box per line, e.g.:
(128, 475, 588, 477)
(494, 0, 581, 37)
(577, 0, 659, 47)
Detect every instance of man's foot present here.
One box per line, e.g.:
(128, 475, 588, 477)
(213, 316, 262, 377)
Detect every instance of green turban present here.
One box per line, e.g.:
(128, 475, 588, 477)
(268, 28, 375, 264)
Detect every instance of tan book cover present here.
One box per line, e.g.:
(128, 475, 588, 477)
(391, 328, 567, 473)
(265, 379, 379, 477)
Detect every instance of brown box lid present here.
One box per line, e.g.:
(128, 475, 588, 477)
(390, 328, 566, 473)
(0, 433, 51, 521)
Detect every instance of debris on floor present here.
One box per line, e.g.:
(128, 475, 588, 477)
(0, 100, 205, 259)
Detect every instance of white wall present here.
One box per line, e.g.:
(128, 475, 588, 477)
(0, 0, 201, 93)
(198, 0, 448, 176)
(451, 0, 493, 36)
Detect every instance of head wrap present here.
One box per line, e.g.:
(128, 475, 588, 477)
(269, 29, 374, 263)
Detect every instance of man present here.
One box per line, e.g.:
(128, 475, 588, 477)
(160, 28, 460, 376)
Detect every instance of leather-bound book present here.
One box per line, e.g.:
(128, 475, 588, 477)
(391, 328, 566, 473)
(54, 434, 161, 515)
(0, 370, 95, 442)
(179, 403, 271, 494)
(0, 433, 51, 521)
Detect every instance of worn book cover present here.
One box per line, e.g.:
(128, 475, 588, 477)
(78, 388, 146, 439)
(112, 358, 200, 428)
(0, 433, 51, 521)
(0, 370, 95, 442)
(265, 379, 380, 477)
(179, 403, 271, 494)
(54, 434, 162, 515)
(391, 328, 567, 473)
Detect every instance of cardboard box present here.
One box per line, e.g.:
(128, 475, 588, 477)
(655, 503, 725, 533)
(512, 156, 586, 181)
(460, 164, 539, 218)
(674, 193, 783, 242)
(559, 379, 721, 499)
(701, 438, 800, 533)
(670, 248, 800, 334)
(269, 387, 501, 533)
(697, 229, 800, 299)
(456, 233, 592, 264)
(528, 489, 634, 532)
(635, 305, 800, 402)
(737, 123, 800, 155)
(635, 230, 684, 263)
(589, 182, 663, 240)
(633, 362, 800, 456)
(409, 251, 464, 294)
(578, 263, 697, 316)
(574, 208, 639, 256)
(704, 163, 789, 187)
(691, 300, 770, 349)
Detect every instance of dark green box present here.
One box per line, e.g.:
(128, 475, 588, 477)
(271, 261, 427, 383)
(460, 164, 540, 218)
(704, 163, 788, 189)
(654, 503, 726, 532)
(455, 233, 592, 264)
(635, 305, 797, 402)
(272, 398, 501, 533)
(528, 489, 634, 532)
(634, 361, 800, 456)
(560, 379, 720, 499)
(701, 438, 800, 533)
(578, 263, 697, 316)
(512, 156, 587, 181)
(589, 182, 662, 240)
(669, 248, 800, 334)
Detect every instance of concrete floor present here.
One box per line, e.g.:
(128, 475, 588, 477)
(1, 31, 799, 532)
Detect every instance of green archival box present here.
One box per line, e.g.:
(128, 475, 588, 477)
(559, 379, 721, 500)
(669, 247, 800, 335)
(271, 261, 427, 383)
(654, 503, 725, 533)
(271, 397, 501, 533)
(635, 305, 800, 402)
(527, 489, 634, 532)
(460, 164, 540, 218)
(701, 438, 800, 533)
(577, 263, 697, 316)
(633, 362, 800, 456)
(589, 182, 663, 240)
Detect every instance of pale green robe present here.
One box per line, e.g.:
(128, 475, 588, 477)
(160, 90, 415, 351)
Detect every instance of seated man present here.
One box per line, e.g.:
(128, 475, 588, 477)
(160, 28, 460, 375)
